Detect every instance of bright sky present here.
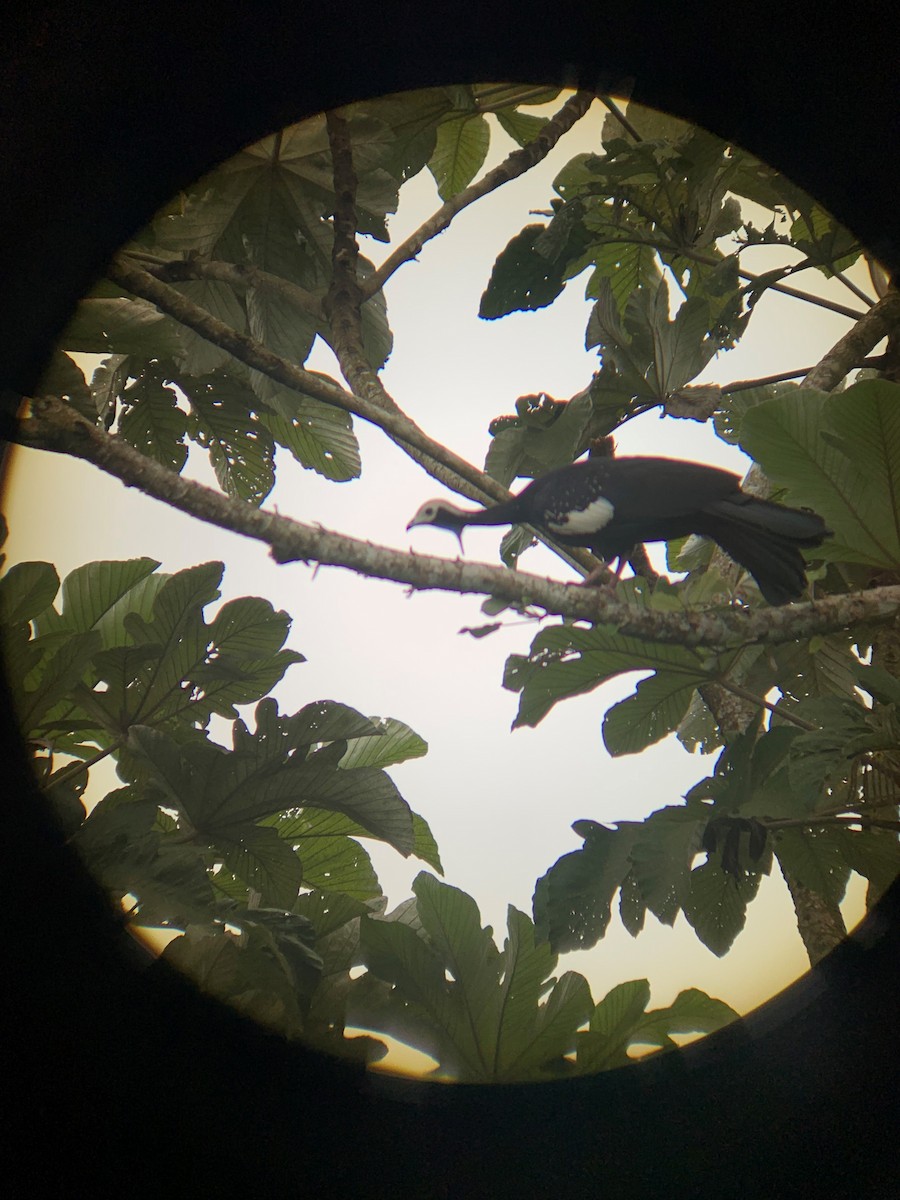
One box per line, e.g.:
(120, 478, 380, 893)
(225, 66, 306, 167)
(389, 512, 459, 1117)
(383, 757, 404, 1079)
(2, 92, 872, 1074)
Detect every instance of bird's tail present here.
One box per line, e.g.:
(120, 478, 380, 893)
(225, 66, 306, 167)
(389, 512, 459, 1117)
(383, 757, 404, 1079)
(699, 495, 829, 605)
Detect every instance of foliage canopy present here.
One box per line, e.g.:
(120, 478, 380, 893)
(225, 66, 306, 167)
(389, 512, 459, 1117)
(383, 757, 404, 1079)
(4, 85, 899, 1077)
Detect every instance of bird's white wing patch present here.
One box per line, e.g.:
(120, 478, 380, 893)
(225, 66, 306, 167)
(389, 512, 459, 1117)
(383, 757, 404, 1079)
(545, 495, 615, 534)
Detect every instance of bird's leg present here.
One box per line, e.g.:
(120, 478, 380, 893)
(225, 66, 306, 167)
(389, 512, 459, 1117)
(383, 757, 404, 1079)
(580, 558, 621, 588)
(627, 543, 660, 584)
(581, 545, 640, 589)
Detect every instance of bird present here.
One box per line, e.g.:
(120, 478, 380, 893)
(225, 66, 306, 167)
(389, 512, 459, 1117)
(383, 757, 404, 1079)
(406, 455, 830, 605)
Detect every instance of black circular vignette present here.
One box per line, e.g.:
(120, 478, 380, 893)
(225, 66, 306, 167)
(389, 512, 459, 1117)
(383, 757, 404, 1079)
(2, 5, 899, 1197)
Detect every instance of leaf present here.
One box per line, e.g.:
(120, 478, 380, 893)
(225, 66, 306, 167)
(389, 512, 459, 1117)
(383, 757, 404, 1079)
(484, 388, 604, 488)
(34, 351, 93, 418)
(213, 821, 305, 910)
(504, 623, 708, 730)
(339, 717, 427, 769)
(246, 282, 318, 404)
(772, 826, 852, 908)
(429, 113, 490, 200)
(494, 107, 548, 147)
(171, 278, 248, 376)
(682, 859, 760, 956)
(479, 225, 570, 319)
(182, 373, 276, 504)
(14, 630, 101, 737)
(629, 806, 705, 925)
(52, 558, 160, 639)
(490, 907, 591, 1080)
(587, 277, 717, 399)
(258, 396, 361, 481)
(533, 821, 638, 952)
(358, 876, 591, 1081)
(60, 297, 184, 358)
(411, 813, 444, 874)
(739, 381, 900, 569)
(835, 828, 900, 906)
(575, 978, 737, 1073)
(293, 832, 381, 901)
(0, 561, 60, 625)
(131, 723, 415, 855)
(118, 367, 189, 473)
(602, 669, 705, 756)
(162, 924, 311, 1037)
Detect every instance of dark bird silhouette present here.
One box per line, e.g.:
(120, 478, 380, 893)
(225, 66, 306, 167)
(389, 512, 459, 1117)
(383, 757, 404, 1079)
(407, 456, 829, 605)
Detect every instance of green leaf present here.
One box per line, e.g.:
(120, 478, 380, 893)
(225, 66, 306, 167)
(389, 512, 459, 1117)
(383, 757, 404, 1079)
(34, 351, 93, 418)
(213, 821, 305, 910)
(182, 373, 276, 504)
(504, 622, 708, 730)
(257, 401, 361, 481)
(484, 388, 604, 488)
(835, 828, 900, 906)
(130, 721, 415, 855)
(739, 381, 900, 569)
(533, 821, 638, 952)
(587, 277, 717, 399)
(14, 630, 101, 737)
(339, 717, 427, 769)
(118, 367, 189, 473)
(494, 107, 548, 147)
(429, 113, 490, 200)
(682, 859, 760, 956)
(479, 225, 571, 319)
(411, 812, 444, 874)
(576, 979, 651, 1071)
(629, 806, 705, 924)
(789, 204, 861, 278)
(576, 978, 737, 1072)
(246, 283, 318, 404)
(294, 889, 369, 938)
(172, 278, 248, 376)
(295, 833, 381, 900)
(162, 923, 313, 1037)
(51, 558, 160, 639)
(602, 669, 704, 756)
(772, 826, 852, 908)
(358, 876, 591, 1081)
(490, 906, 591, 1080)
(61, 297, 184, 358)
(0, 561, 60, 625)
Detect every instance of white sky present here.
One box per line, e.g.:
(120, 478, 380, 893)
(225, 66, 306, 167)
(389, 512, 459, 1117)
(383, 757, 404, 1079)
(3, 94, 873, 1072)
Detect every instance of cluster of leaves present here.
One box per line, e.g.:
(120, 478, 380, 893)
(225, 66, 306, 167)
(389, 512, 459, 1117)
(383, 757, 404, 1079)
(12, 88, 900, 1069)
(479, 101, 864, 478)
(350, 872, 737, 1081)
(1, 546, 739, 1073)
(38, 85, 559, 505)
(505, 381, 900, 953)
(0, 550, 441, 1057)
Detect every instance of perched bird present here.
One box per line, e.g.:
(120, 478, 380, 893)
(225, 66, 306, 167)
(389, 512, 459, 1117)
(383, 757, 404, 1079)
(407, 456, 829, 605)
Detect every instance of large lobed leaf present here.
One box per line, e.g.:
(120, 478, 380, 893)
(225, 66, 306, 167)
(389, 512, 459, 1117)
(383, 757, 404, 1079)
(739, 380, 900, 570)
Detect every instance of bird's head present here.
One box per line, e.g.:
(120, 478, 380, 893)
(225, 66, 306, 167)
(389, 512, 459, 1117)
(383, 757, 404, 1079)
(407, 499, 469, 547)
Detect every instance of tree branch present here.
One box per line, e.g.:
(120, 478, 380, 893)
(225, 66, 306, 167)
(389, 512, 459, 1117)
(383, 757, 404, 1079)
(107, 256, 497, 503)
(321, 108, 597, 577)
(801, 289, 900, 391)
(16, 395, 900, 651)
(138, 257, 323, 321)
(359, 90, 595, 299)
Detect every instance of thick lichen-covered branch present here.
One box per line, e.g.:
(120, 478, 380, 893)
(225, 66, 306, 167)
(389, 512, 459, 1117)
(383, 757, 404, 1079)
(15, 395, 900, 650)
